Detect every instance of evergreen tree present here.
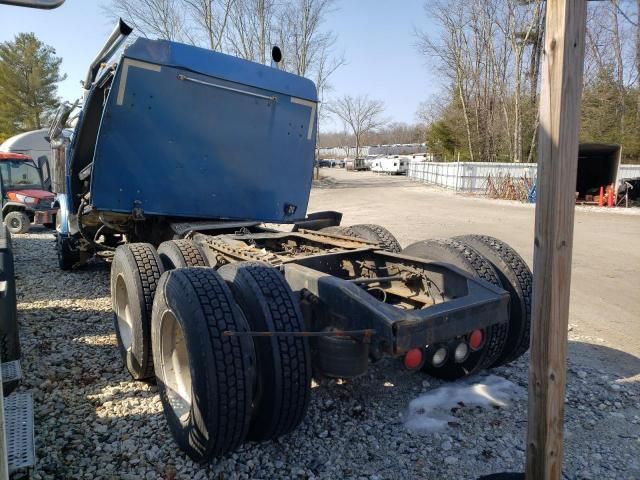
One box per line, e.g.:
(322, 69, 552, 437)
(0, 33, 66, 141)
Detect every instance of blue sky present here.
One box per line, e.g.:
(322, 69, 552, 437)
(0, 0, 439, 132)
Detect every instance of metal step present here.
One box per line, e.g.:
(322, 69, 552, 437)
(4, 393, 35, 473)
(1, 361, 22, 388)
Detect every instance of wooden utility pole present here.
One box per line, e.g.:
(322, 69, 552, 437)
(526, 1, 587, 479)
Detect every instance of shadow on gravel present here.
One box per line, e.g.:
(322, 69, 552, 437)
(11, 235, 110, 302)
(569, 341, 640, 381)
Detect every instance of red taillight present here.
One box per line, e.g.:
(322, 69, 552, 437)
(403, 348, 424, 370)
(468, 329, 484, 350)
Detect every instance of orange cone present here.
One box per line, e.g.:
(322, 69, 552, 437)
(598, 186, 604, 207)
(607, 184, 614, 207)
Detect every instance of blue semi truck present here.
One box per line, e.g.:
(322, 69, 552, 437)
(47, 21, 533, 463)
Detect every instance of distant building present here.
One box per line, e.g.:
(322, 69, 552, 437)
(318, 143, 426, 159)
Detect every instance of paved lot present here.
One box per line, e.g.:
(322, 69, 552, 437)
(310, 168, 640, 377)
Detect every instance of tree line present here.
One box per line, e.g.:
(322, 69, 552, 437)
(318, 122, 424, 150)
(2, 1, 638, 164)
(415, 0, 640, 163)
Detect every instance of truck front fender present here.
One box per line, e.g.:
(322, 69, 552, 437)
(54, 193, 73, 234)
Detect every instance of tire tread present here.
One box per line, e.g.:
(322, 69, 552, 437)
(166, 268, 253, 459)
(220, 262, 311, 441)
(456, 234, 532, 365)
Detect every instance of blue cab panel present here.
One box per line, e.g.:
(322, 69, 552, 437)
(89, 39, 318, 222)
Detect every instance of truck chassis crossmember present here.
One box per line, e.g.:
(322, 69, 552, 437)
(188, 229, 510, 357)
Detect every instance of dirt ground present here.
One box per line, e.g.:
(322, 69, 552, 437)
(309, 168, 640, 380)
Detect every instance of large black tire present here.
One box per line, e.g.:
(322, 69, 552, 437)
(157, 239, 209, 270)
(56, 234, 80, 270)
(455, 235, 532, 366)
(321, 224, 402, 252)
(401, 238, 509, 380)
(0, 225, 20, 394)
(4, 211, 30, 235)
(111, 243, 164, 380)
(218, 261, 312, 442)
(151, 268, 255, 463)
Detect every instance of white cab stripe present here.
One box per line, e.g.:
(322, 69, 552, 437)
(116, 59, 162, 106)
(290, 97, 317, 140)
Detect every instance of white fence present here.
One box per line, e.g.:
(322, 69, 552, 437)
(619, 164, 640, 179)
(409, 161, 640, 193)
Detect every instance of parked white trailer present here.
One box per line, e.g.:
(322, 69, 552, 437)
(371, 156, 409, 175)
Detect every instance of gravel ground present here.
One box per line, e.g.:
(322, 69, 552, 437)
(12, 230, 640, 480)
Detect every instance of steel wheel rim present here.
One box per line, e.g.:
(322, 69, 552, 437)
(159, 310, 192, 421)
(9, 217, 19, 229)
(114, 275, 133, 350)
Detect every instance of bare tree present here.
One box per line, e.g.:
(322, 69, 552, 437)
(417, 0, 546, 162)
(327, 95, 385, 159)
(276, 0, 333, 75)
(503, 0, 541, 162)
(105, 0, 346, 147)
(416, 1, 476, 161)
(107, 0, 188, 42)
(182, 0, 235, 50)
(225, 0, 275, 63)
(105, 0, 345, 88)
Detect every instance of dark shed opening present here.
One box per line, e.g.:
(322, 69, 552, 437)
(575, 144, 621, 198)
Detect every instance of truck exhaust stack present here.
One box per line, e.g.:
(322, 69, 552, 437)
(83, 18, 133, 93)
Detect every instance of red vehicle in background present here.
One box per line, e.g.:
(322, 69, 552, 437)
(0, 152, 56, 234)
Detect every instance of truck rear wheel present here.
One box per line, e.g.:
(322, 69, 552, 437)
(5, 211, 30, 235)
(157, 239, 209, 270)
(454, 235, 532, 366)
(111, 243, 164, 380)
(56, 234, 80, 270)
(151, 268, 255, 462)
(321, 224, 402, 252)
(401, 238, 509, 380)
(218, 261, 312, 441)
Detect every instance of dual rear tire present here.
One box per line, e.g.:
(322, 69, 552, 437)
(402, 235, 532, 380)
(111, 241, 311, 463)
(151, 267, 255, 461)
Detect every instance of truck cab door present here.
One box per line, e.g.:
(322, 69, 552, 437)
(38, 156, 52, 191)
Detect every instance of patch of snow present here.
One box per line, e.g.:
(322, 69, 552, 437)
(403, 374, 524, 433)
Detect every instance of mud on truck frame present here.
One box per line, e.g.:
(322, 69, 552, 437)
(49, 21, 532, 463)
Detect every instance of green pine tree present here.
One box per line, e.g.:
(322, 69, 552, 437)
(0, 33, 66, 141)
